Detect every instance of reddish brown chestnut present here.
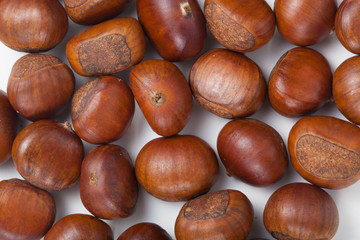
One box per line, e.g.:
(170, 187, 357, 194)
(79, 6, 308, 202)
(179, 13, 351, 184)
(130, 59, 193, 136)
(117, 222, 172, 240)
(44, 214, 113, 240)
(175, 189, 254, 240)
(274, 0, 337, 46)
(268, 47, 332, 117)
(217, 119, 288, 187)
(189, 48, 266, 118)
(288, 115, 360, 189)
(7, 54, 75, 121)
(135, 135, 219, 201)
(12, 119, 84, 191)
(66, 17, 146, 76)
(137, 0, 206, 61)
(263, 182, 339, 240)
(0, 0, 68, 52)
(204, 0, 275, 52)
(71, 75, 135, 144)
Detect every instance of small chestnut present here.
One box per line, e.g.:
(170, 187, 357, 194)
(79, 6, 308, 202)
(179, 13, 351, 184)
(117, 222, 172, 240)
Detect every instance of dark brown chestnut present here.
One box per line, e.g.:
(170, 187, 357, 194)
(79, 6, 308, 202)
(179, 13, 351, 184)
(12, 119, 84, 191)
(71, 75, 135, 144)
(117, 222, 172, 240)
(263, 182, 339, 240)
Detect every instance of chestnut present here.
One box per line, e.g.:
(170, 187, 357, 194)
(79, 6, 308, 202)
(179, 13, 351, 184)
(135, 135, 219, 201)
(80, 144, 138, 220)
(137, 0, 206, 61)
(274, 0, 337, 46)
(71, 75, 135, 144)
(268, 47, 332, 117)
(189, 48, 266, 119)
(217, 118, 288, 187)
(117, 222, 172, 240)
(66, 17, 146, 76)
(7, 53, 75, 121)
(175, 189, 254, 240)
(0, 178, 56, 240)
(44, 214, 113, 240)
(204, 0, 275, 52)
(263, 182, 339, 240)
(130, 59, 193, 136)
(12, 119, 84, 191)
(288, 115, 360, 189)
(0, 0, 68, 52)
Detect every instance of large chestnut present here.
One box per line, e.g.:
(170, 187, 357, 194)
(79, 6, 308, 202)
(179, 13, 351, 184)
(274, 0, 337, 46)
(217, 118, 288, 187)
(175, 189, 254, 240)
(189, 48, 266, 119)
(135, 135, 219, 201)
(204, 0, 275, 52)
(7, 54, 75, 121)
(137, 0, 206, 61)
(117, 222, 172, 240)
(130, 59, 193, 136)
(71, 75, 135, 144)
(0, 0, 68, 52)
(0, 178, 56, 240)
(263, 182, 339, 240)
(12, 119, 84, 191)
(268, 47, 332, 117)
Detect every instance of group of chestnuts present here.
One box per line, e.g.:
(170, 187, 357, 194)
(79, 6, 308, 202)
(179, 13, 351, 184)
(0, 0, 359, 239)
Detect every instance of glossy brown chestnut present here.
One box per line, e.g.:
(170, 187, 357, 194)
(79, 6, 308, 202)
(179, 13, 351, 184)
(0, 179, 56, 240)
(7, 54, 75, 121)
(130, 59, 193, 136)
(268, 47, 332, 117)
(288, 115, 360, 189)
(135, 135, 219, 201)
(65, 0, 131, 25)
(44, 214, 113, 240)
(189, 48, 266, 119)
(263, 182, 339, 240)
(80, 144, 138, 220)
(274, 0, 337, 46)
(204, 0, 275, 52)
(66, 17, 146, 76)
(71, 75, 135, 144)
(117, 222, 172, 240)
(175, 189, 254, 240)
(0, 0, 68, 52)
(137, 0, 206, 61)
(12, 120, 84, 191)
(217, 119, 288, 187)
(333, 56, 360, 125)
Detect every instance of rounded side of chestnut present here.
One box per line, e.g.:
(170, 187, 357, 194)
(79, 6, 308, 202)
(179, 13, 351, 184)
(117, 222, 172, 240)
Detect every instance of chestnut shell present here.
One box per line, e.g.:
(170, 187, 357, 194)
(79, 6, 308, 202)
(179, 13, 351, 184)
(117, 222, 172, 240)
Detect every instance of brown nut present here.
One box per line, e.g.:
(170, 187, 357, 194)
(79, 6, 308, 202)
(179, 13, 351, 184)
(117, 222, 172, 240)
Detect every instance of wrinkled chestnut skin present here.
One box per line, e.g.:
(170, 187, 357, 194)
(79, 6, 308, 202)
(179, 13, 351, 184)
(175, 189, 254, 240)
(217, 119, 288, 187)
(288, 116, 360, 189)
(7, 54, 75, 121)
(0, 179, 56, 240)
(66, 17, 146, 76)
(204, 0, 275, 52)
(130, 59, 193, 136)
(135, 135, 219, 201)
(137, 0, 206, 61)
(117, 222, 172, 240)
(268, 47, 332, 117)
(189, 48, 266, 119)
(12, 120, 84, 191)
(333, 56, 360, 125)
(275, 0, 337, 46)
(0, 0, 68, 52)
(44, 214, 113, 240)
(65, 0, 131, 25)
(263, 182, 339, 240)
(71, 76, 135, 144)
(80, 144, 138, 220)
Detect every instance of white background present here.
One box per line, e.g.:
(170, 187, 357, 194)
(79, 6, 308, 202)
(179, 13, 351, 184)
(0, 0, 359, 239)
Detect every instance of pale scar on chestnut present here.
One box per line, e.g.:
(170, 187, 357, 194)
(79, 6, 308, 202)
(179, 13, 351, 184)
(179, 1, 193, 19)
(150, 91, 166, 107)
(89, 171, 98, 187)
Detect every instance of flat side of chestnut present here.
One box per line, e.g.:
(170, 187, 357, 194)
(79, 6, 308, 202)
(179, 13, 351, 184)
(117, 222, 172, 240)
